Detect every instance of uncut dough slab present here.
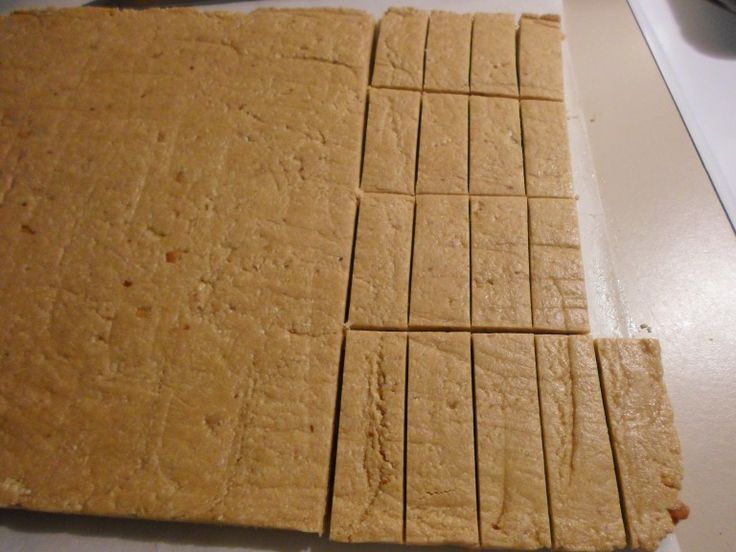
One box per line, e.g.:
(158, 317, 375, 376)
(330, 331, 406, 543)
(536, 335, 626, 551)
(528, 198, 589, 333)
(417, 93, 469, 194)
(410, 195, 470, 328)
(473, 333, 550, 550)
(348, 193, 414, 329)
(518, 14, 564, 101)
(469, 95, 524, 195)
(521, 99, 574, 198)
(596, 339, 685, 552)
(470, 196, 532, 330)
(0, 7, 372, 534)
(372, 7, 428, 91)
(424, 11, 473, 93)
(471, 13, 518, 97)
(361, 87, 421, 195)
(406, 332, 477, 547)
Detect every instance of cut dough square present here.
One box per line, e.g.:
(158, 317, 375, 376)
(470, 13, 518, 97)
(528, 198, 589, 332)
(473, 333, 550, 549)
(518, 14, 564, 101)
(536, 335, 626, 551)
(470, 196, 531, 330)
(410, 195, 470, 329)
(330, 330, 406, 543)
(521, 99, 574, 198)
(406, 332, 477, 547)
(424, 11, 473, 93)
(362, 88, 421, 195)
(595, 338, 686, 552)
(469, 95, 524, 195)
(416, 93, 469, 194)
(372, 8, 429, 91)
(348, 193, 414, 329)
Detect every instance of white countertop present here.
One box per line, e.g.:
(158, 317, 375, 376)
(629, 0, 736, 228)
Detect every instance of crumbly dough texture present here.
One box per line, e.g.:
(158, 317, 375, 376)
(330, 331, 406, 543)
(348, 193, 414, 329)
(470, 197, 532, 330)
(595, 339, 685, 552)
(536, 335, 626, 551)
(372, 7, 429, 91)
(518, 14, 564, 101)
(471, 13, 519, 97)
(0, 7, 373, 534)
(473, 333, 550, 549)
(521, 99, 574, 198)
(469, 96, 524, 195)
(528, 198, 589, 333)
(417, 93, 469, 194)
(406, 332, 478, 546)
(410, 195, 470, 328)
(424, 11, 473, 93)
(361, 88, 421, 195)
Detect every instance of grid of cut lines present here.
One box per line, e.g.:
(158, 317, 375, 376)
(328, 10, 644, 549)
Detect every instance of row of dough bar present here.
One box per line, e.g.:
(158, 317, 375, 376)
(348, 193, 588, 333)
(372, 9, 563, 100)
(362, 89, 572, 197)
(330, 332, 684, 552)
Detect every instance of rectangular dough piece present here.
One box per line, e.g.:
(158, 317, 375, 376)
(536, 335, 626, 551)
(330, 331, 406, 543)
(0, 7, 373, 534)
(410, 195, 470, 329)
(361, 88, 421, 195)
(528, 198, 589, 333)
(348, 193, 414, 329)
(469, 95, 524, 195)
(470, 13, 518, 97)
(470, 196, 531, 330)
(521, 99, 573, 198)
(372, 8, 429, 91)
(595, 339, 686, 552)
(424, 11, 473, 93)
(406, 332, 477, 546)
(518, 14, 563, 101)
(473, 333, 550, 550)
(416, 93, 468, 194)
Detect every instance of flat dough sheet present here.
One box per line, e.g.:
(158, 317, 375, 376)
(0, 5, 372, 535)
(0, 1, 679, 552)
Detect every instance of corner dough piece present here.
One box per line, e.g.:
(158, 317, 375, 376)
(362, 88, 421, 195)
(518, 14, 563, 101)
(470, 13, 518, 97)
(424, 11, 472, 93)
(470, 197, 531, 330)
(410, 195, 470, 328)
(330, 331, 406, 543)
(406, 332, 477, 546)
(528, 198, 588, 332)
(521, 99, 573, 198)
(473, 333, 550, 550)
(536, 335, 626, 551)
(372, 8, 429, 90)
(469, 96, 524, 195)
(417, 93, 468, 194)
(595, 339, 686, 552)
(348, 193, 414, 329)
